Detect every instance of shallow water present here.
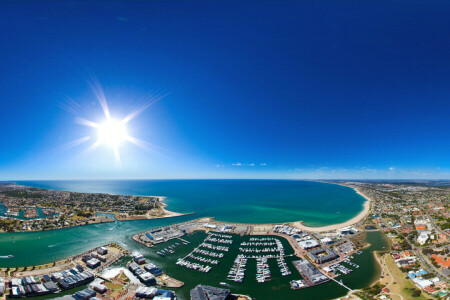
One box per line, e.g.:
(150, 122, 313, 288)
(16, 180, 366, 225)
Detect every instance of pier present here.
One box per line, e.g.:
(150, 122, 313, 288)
(325, 273, 354, 292)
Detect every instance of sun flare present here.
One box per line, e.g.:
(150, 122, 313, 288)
(72, 78, 167, 165)
(97, 119, 128, 146)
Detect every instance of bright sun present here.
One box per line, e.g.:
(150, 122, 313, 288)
(97, 119, 128, 146)
(74, 83, 164, 165)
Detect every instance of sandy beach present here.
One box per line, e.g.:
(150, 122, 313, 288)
(291, 185, 371, 232)
(115, 196, 194, 221)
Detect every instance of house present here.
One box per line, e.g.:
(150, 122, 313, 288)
(415, 224, 427, 231)
(431, 254, 450, 268)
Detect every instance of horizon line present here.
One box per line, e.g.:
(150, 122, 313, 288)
(1, 178, 449, 182)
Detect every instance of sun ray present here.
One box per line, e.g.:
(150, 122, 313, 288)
(86, 73, 110, 119)
(122, 92, 169, 124)
(126, 136, 172, 160)
(113, 145, 121, 165)
(73, 78, 167, 165)
(60, 136, 91, 150)
(75, 117, 100, 128)
(80, 140, 102, 157)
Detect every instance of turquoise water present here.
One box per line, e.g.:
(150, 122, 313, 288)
(0, 215, 195, 267)
(0, 219, 388, 300)
(0, 180, 381, 300)
(16, 180, 366, 226)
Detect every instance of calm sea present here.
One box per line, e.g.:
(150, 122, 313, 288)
(0, 180, 384, 300)
(16, 180, 365, 225)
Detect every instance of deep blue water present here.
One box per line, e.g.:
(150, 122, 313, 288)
(15, 180, 365, 226)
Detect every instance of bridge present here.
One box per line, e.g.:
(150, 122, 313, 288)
(325, 273, 354, 292)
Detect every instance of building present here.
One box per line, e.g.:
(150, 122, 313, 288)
(91, 282, 107, 293)
(396, 257, 416, 267)
(97, 247, 108, 255)
(86, 258, 101, 269)
(135, 286, 158, 298)
(417, 233, 429, 245)
(190, 284, 232, 300)
(292, 260, 329, 285)
(43, 281, 58, 293)
(98, 254, 107, 262)
(138, 272, 157, 286)
(298, 239, 319, 250)
(144, 263, 163, 276)
(204, 223, 217, 229)
(308, 248, 339, 264)
(320, 237, 334, 245)
(74, 288, 96, 300)
(133, 253, 146, 264)
(412, 277, 433, 289)
(337, 226, 358, 236)
(0, 278, 5, 295)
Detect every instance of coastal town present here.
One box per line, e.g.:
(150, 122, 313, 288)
(330, 180, 450, 300)
(0, 183, 178, 232)
(0, 180, 448, 300)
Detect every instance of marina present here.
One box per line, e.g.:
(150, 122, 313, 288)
(0, 204, 59, 220)
(0, 219, 389, 300)
(277, 256, 291, 276)
(0, 180, 388, 300)
(175, 232, 232, 273)
(227, 255, 247, 283)
(256, 257, 271, 283)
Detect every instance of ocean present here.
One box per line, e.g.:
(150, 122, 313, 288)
(0, 179, 383, 300)
(15, 180, 366, 226)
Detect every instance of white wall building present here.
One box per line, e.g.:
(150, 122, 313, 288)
(417, 233, 429, 245)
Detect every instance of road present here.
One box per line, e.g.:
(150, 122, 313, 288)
(423, 212, 450, 238)
(377, 211, 449, 284)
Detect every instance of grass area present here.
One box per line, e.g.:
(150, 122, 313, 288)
(383, 255, 432, 300)
(105, 282, 123, 290)
(353, 292, 372, 300)
(119, 272, 129, 281)
(70, 215, 87, 221)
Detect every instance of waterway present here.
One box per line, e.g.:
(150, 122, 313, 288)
(0, 204, 57, 220)
(0, 180, 383, 299)
(124, 230, 389, 300)
(0, 212, 389, 300)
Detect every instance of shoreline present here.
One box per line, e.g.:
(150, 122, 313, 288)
(114, 196, 195, 221)
(0, 215, 115, 233)
(0, 181, 371, 234)
(291, 184, 372, 232)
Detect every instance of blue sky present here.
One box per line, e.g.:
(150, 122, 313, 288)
(0, 0, 449, 180)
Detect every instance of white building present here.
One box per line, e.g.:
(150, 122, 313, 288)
(412, 277, 433, 289)
(337, 226, 358, 236)
(320, 237, 333, 245)
(417, 233, 429, 245)
(204, 223, 217, 229)
(298, 239, 319, 249)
